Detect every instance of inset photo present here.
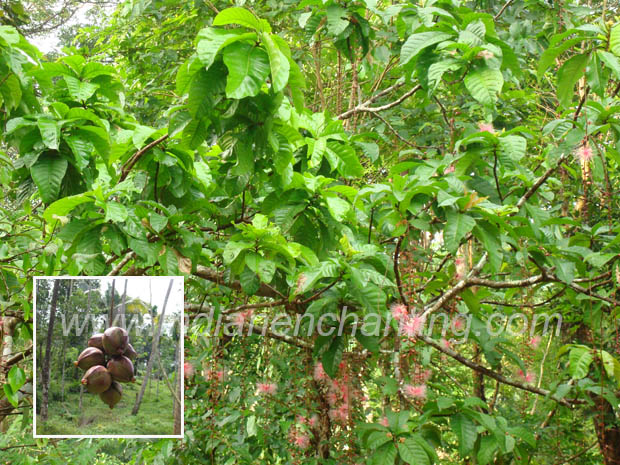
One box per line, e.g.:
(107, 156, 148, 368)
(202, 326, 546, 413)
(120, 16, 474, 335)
(33, 276, 184, 438)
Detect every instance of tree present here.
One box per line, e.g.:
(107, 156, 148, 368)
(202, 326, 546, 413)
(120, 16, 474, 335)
(40, 279, 60, 422)
(131, 279, 173, 415)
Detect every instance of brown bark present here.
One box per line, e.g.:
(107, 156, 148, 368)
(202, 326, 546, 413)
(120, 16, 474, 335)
(593, 394, 620, 465)
(41, 279, 60, 422)
(132, 279, 173, 415)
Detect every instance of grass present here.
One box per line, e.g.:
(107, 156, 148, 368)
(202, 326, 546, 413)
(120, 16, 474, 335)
(36, 376, 176, 436)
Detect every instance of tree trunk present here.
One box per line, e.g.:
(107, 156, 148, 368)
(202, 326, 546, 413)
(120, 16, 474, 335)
(108, 279, 115, 327)
(173, 340, 182, 435)
(132, 279, 173, 415)
(41, 279, 60, 422)
(593, 394, 620, 465)
(60, 335, 66, 402)
(119, 279, 127, 328)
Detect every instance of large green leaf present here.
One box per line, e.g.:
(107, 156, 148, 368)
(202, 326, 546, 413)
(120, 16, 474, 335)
(261, 32, 290, 92)
(196, 28, 257, 69)
(556, 53, 589, 108)
(444, 210, 476, 253)
(464, 67, 503, 106)
(610, 23, 620, 57)
(213, 7, 270, 32)
(568, 347, 593, 379)
(37, 118, 60, 150)
(397, 436, 431, 465)
(30, 153, 68, 203)
(64, 75, 99, 102)
(451, 413, 477, 455)
(401, 31, 452, 65)
(222, 42, 270, 99)
(321, 335, 346, 378)
(43, 193, 94, 223)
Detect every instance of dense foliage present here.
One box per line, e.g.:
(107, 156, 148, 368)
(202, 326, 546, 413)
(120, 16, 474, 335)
(1, 0, 620, 463)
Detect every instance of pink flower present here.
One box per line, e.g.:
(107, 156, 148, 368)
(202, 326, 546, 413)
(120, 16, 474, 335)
(308, 414, 318, 428)
(296, 415, 306, 425)
(313, 362, 328, 381)
(257, 382, 278, 395)
(517, 370, 536, 384)
(575, 142, 594, 163)
(380, 416, 389, 427)
(391, 303, 409, 322)
(234, 309, 253, 327)
(294, 433, 310, 449)
(478, 122, 496, 134)
(528, 335, 541, 349)
(444, 164, 455, 174)
(183, 362, 194, 379)
(402, 314, 425, 337)
(440, 338, 452, 350)
(452, 316, 465, 331)
(403, 383, 427, 399)
(420, 369, 432, 382)
(327, 391, 340, 406)
(477, 50, 494, 60)
(455, 257, 467, 280)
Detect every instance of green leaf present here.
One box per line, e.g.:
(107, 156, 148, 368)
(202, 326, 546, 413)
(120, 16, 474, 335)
(537, 37, 585, 80)
(451, 413, 477, 455)
(600, 351, 620, 387)
(3, 384, 18, 408)
(43, 193, 94, 223)
(223, 241, 253, 264)
(367, 431, 392, 450)
(598, 50, 620, 79)
(477, 436, 498, 465)
(64, 75, 99, 101)
(323, 193, 351, 222)
(247, 415, 257, 437)
(556, 54, 589, 108)
(196, 27, 257, 69)
(326, 141, 364, 178)
(7, 366, 26, 393)
(444, 210, 476, 253)
(223, 42, 270, 99)
(104, 201, 128, 223)
(169, 111, 192, 138)
(497, 135, 526, 167)
(472, 222, 502, 272)
(610, 23, 620, 57)
(149, 212, 168, 232)
(30, 153, 68, 203)
(568, 347, 593, 379)
(0, 26, 20, 45)
(355, 333, 380, 353)
(550, 257, 575, 284)
(321, 335, 345, 378)
(261, 32, 290, 92)
(372, 442, 398, 465)
(326, 4, 349, 36)
(401, 31, 452, 65)
(213, 7, 270, 32)
(464, 67, 504, 106)
(37, 118, 60, 150)
(397, 436, 431, 465)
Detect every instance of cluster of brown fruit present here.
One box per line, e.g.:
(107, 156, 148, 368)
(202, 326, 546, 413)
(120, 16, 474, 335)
(74, 326, 137, 409)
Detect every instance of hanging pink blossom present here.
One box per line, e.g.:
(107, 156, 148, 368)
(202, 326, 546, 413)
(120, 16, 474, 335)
(380, 416, 389, 427)
(440, 338, 452, 350)
(257, 382, 278, 395)
(517, 370, 536, 384)
(296, 415, 306, 425)
(327, 391, 340, 406)
(294, 433, 310, 449)
(528, 335, 541, 349)
(183, 362, 195, 379)
(391, 303, 409, 321)
(403, 383, 427, 399)
(206, 368, 224, 381)
(575, 142, 594, 163)
(444, 164, 455, 174)
(402, 314, 425, 337)
(452, 316, 465, 331)
(478, 122, 496, 134)
(308, 414, 318, 428)
(234, 309, 253, 327)
(313, 362, 328, 381)
(420, 369, 432, 382)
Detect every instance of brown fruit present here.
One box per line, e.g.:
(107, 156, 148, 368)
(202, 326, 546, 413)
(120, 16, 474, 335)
(87, 333, 105, 351)
(102, 326, 129, 356)
(74, 347, 105, 371)
(107, 355, 135, 383)
(81, 365, 112, 394)
(99, 381, 122, 409)
(124, 343, 137, 360)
